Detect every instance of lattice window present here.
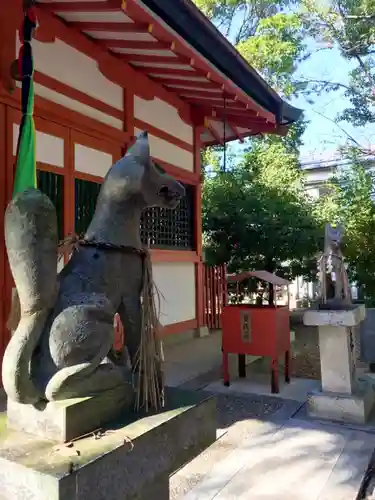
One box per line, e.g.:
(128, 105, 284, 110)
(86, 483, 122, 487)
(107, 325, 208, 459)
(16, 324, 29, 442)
(74, 178, 195, 250)
(140, 184, 195, 250)
(37, 170, 64, 241)
(75, 178, 101, 235)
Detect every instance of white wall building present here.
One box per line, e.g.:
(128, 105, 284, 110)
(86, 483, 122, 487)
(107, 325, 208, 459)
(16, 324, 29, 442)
(290, 151, 375, 306)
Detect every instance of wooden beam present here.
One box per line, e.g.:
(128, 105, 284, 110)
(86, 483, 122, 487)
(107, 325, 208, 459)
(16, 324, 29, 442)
(159, 78, 217, 89)
(34, 6, 193, 120)
(207, 123, 224, 145)
(0, 1, 22, 93)
(122, 54, 193, 65)
(102, 40, 166, 50)
(183, 97, 246, 110)
(136, 67, 206, 77)
(69, 22, 151, 33)
(122, 0, 274, 122)
(42, 1, 120, 12)
(230, 124, 245, 143)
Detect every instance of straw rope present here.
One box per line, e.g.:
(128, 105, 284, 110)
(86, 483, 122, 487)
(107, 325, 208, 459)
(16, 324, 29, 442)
(133, 254, 165, 412)
(7, 233, 165, 412)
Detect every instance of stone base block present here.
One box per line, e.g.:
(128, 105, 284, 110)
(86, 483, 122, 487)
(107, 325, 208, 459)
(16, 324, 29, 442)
(307, 383, 375, 424)
(194, 326, 210, 338)
(7, 383, 135, 442)
(0, 387, 216, 500)
(304, 304, 365, 328)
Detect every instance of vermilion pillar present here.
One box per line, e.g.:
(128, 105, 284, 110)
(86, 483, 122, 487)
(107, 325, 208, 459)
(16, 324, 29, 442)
(193, 123, 206, 333)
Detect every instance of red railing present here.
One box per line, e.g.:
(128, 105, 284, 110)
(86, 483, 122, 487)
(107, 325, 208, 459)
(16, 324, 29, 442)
(113, 264, 228, 341)
(204, 263, 228, 329)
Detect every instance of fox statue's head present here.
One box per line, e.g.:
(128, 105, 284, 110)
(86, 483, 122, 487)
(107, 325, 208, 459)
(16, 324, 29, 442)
(99, 131, 185, 210)
(325, 223, 344, 252)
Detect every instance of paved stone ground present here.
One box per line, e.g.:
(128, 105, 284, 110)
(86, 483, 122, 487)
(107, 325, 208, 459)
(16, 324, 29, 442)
(170, 392, 297, 500)
(1, 345, 374, 499)
(170, 381, 375, 500)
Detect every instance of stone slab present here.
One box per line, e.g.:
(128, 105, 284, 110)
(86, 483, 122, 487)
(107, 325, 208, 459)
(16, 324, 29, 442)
(0, 387, 216, 500)
(182, 417, 375, 500)
(7, 383, 135, 442)
(304, 304, 365, 327)
(307, 384, 375, 424)
(318, 325, 356, 394)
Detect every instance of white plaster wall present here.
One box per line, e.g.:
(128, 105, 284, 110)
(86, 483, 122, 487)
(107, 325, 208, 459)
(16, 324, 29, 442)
(134, 127, 194, 171)
(74, 143, 113, 178)
(152, 262, 196, 325)
(305, 187, 320, 199)
(13, 124, 64, 167)
(32, 83, 123, 130)
(134, 96, 193, 145)
(304, 171, 332, 184)
(16, 35, 123, 130)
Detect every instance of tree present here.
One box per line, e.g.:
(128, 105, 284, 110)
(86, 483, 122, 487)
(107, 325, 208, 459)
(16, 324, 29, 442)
(193, 0, 294, 43)
(237, 13, 307, 97)
(203, 141, 321, 281)
(299, 0, 375, 150)
(196, 0, 318, 300)
(314, 154, 375, 303)
(195, 1, 309, 176)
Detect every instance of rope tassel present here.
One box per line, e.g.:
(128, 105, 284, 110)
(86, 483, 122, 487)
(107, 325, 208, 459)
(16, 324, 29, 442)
(133, 252, 165, 412)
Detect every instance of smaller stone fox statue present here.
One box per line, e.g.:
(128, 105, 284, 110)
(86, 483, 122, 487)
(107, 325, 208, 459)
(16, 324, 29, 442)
(318, 223, 351, 307)
(2, 131, 185, 405)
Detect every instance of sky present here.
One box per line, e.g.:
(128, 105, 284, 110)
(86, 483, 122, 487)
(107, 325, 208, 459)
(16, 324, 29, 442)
(222, 8, 375, 161)
(292, 46, 375, 159)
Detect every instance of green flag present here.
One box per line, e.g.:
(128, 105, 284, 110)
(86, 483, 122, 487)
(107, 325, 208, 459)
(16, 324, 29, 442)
(13, 7, 37, 197)
(13, 80, 37, 196)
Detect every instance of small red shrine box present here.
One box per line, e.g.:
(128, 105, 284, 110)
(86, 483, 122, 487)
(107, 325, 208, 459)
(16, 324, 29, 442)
(221, 271, 291, 393)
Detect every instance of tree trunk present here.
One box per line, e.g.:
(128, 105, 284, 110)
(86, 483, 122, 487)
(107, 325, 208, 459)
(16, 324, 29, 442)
(266, 261, 275, 306)
(268, 283, 274, 306)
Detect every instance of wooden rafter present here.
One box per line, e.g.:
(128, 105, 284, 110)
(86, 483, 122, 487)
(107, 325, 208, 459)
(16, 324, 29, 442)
(34, 0, 280, 140)
(207, 123, 224, 145)
(102, 40, 169, 50)
(119, 54, 194, 65)
(69, 22, 151, 33)
(230, 124, 245, 143)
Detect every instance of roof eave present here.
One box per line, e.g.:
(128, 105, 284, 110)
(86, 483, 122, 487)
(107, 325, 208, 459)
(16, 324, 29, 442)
(140, 0, 303, 125)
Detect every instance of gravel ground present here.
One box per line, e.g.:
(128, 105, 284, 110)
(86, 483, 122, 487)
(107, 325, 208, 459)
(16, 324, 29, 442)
(291, 325, 321, 380)
(207, 391, 284, 429)
(170, 390, 286, 499)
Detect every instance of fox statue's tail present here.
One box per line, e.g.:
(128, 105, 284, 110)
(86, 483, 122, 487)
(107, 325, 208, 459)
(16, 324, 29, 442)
(2, 189, 59, 404)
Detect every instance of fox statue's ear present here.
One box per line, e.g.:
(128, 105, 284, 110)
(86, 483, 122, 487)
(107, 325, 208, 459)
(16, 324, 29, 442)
(126, 131, 150, 165)
(336, 223, 344, 236)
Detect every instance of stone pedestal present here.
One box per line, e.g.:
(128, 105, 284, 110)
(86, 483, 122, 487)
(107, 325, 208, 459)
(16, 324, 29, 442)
(303, 304, 375, 424)
(7, 384, 135, 442)
(0, 387, 216, 500)
(360, 308, 375, 365)
(195, 326, 210, 338)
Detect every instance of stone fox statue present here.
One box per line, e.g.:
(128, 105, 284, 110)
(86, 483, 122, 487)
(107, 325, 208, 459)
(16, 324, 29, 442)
(2, 131, 185, 405)
(318, 223, 351, 305)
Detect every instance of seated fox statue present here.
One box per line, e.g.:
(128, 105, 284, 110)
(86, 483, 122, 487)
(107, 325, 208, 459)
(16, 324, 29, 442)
(318, 222, 351, 308)
(2, 131, 185, 406)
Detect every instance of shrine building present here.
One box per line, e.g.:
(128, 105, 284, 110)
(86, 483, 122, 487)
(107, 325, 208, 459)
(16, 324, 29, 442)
(0, 0, 301, 376)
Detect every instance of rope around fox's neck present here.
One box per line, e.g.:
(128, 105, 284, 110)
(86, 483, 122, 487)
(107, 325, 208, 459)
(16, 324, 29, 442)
(7, 234, 165, 412)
